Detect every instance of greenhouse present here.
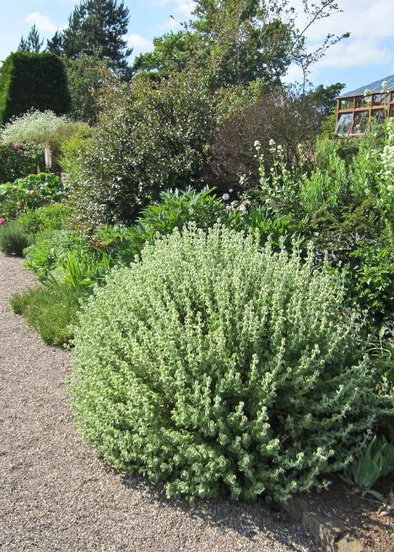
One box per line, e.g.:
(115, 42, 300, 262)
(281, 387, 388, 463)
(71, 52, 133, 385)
(335, 74, 394, 135)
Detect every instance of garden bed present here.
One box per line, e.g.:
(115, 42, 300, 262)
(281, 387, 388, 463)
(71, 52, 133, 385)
(284, 477, 394, 551)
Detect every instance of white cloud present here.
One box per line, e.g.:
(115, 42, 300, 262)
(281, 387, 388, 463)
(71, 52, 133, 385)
(282, 63, 305, 84)
(25, 12, 59, 35)
(173, 0, 195, 17)
(319, 38, 394, 68)
(127, 34, 153, 55)
(299, 0, 394, 42)
(152, 0, 195, 17)
(286, 0, 394, 79)
(154, 0, 195, 32)
(156, 16, 182, 32)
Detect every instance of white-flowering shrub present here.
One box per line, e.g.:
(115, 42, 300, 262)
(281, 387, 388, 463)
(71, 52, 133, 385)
(1, 109, 67, 145)
(71, 75, 219, 227)
(378, 120, 394, 214)
(1, 110, 69, 169)
(71, 225, 393, 502)
(382, 144, 394, 174)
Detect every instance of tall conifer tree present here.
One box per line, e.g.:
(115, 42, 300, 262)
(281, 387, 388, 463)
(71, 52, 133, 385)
(18, 24, 44, 53)
(51, 0, 131, 74)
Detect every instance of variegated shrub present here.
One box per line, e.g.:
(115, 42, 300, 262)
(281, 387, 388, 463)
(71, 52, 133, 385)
(71, 225, 393, 502)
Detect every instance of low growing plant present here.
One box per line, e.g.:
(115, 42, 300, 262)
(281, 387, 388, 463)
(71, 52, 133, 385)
(95, 187, 228, 265)
(11, 285, 82, 346)
(16, 202, 74, 238)
(0, 221, 30, 256)
(24, 227, 113, 292)
(71, 225, 393, 503)
(24, 229, 92, 283)
(0, 173, 64, 219)
(344, 435, 394, 500)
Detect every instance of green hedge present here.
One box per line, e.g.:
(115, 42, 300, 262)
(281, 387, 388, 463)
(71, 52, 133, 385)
(0, 52, 71, 124)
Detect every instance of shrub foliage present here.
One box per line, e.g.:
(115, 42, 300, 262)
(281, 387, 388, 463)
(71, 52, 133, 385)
(0, 52, 70, 124)
(0, 143, 44, 183)
(0, 222, 30, 256)
(71, 225, 393, 502)
(11, 286, 81, 347)
(71, 74, 219, 227)
(0, 173, 64, 219)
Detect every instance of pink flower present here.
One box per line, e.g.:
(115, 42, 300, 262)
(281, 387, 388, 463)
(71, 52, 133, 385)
(12, 142, 25, 154)
(0, 217, 6, 225)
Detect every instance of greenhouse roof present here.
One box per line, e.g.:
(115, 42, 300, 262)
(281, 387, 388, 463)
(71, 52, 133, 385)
(339, 74, 394, 98)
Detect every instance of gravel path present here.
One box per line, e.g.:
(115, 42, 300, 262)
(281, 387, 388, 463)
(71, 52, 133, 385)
(0, 253, 320, 552)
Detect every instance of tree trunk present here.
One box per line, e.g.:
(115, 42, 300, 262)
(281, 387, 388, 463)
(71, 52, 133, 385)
(44, 141, 52, 171)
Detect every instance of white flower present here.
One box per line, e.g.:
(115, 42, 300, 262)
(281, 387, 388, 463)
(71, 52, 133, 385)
(222, 193, 230, 201)
(269, 139, 276, 146)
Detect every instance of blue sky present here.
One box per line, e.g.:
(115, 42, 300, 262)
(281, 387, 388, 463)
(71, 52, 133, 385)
(1, 1, 394, 94)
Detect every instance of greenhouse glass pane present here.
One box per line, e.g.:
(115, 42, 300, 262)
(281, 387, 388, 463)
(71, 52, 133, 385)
(340, 98, 353, 110)
(373, 93, 390, 106)
(371, 109, 386, 124)
(335, 113, 353, 135)
(353, 111, 369, 134)
(355, 96, 369, 108)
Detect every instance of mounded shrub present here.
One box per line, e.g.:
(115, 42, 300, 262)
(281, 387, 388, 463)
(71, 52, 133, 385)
(71, 73, 219, 227)
(0, 142, 44, 183)
(208, 88, 320, 194)
(0, 221, 30, 256)
(71, 225, 393, 502)
(0, 52, 70, 124)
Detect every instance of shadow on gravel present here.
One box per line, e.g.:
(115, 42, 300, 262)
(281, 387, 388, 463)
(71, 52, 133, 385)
(118, 470, 319, 552)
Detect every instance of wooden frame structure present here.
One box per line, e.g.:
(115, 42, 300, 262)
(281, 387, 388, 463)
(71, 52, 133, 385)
(335, 74, 394, 135)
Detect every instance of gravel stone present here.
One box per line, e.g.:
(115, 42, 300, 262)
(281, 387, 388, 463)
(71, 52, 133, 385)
(0, 253, 321, 552)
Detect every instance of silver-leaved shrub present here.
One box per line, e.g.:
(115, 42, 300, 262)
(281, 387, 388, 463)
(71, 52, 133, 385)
(71, 225, 393, 502)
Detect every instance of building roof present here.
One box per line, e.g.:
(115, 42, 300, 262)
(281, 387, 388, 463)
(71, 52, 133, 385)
(339, 74, 394, 98)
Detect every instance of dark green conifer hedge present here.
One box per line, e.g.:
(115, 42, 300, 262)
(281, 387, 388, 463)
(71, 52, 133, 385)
(0, 52, 70, 124)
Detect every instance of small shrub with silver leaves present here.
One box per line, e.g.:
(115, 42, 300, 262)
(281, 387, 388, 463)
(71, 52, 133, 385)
(71, 225, 393, 503)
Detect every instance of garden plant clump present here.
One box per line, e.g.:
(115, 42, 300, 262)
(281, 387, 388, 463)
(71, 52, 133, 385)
(0, 142, 44, 183)
(0, 221, 30, 256)
(0, 173, 64, 220)
(71, 225, 393, 503)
